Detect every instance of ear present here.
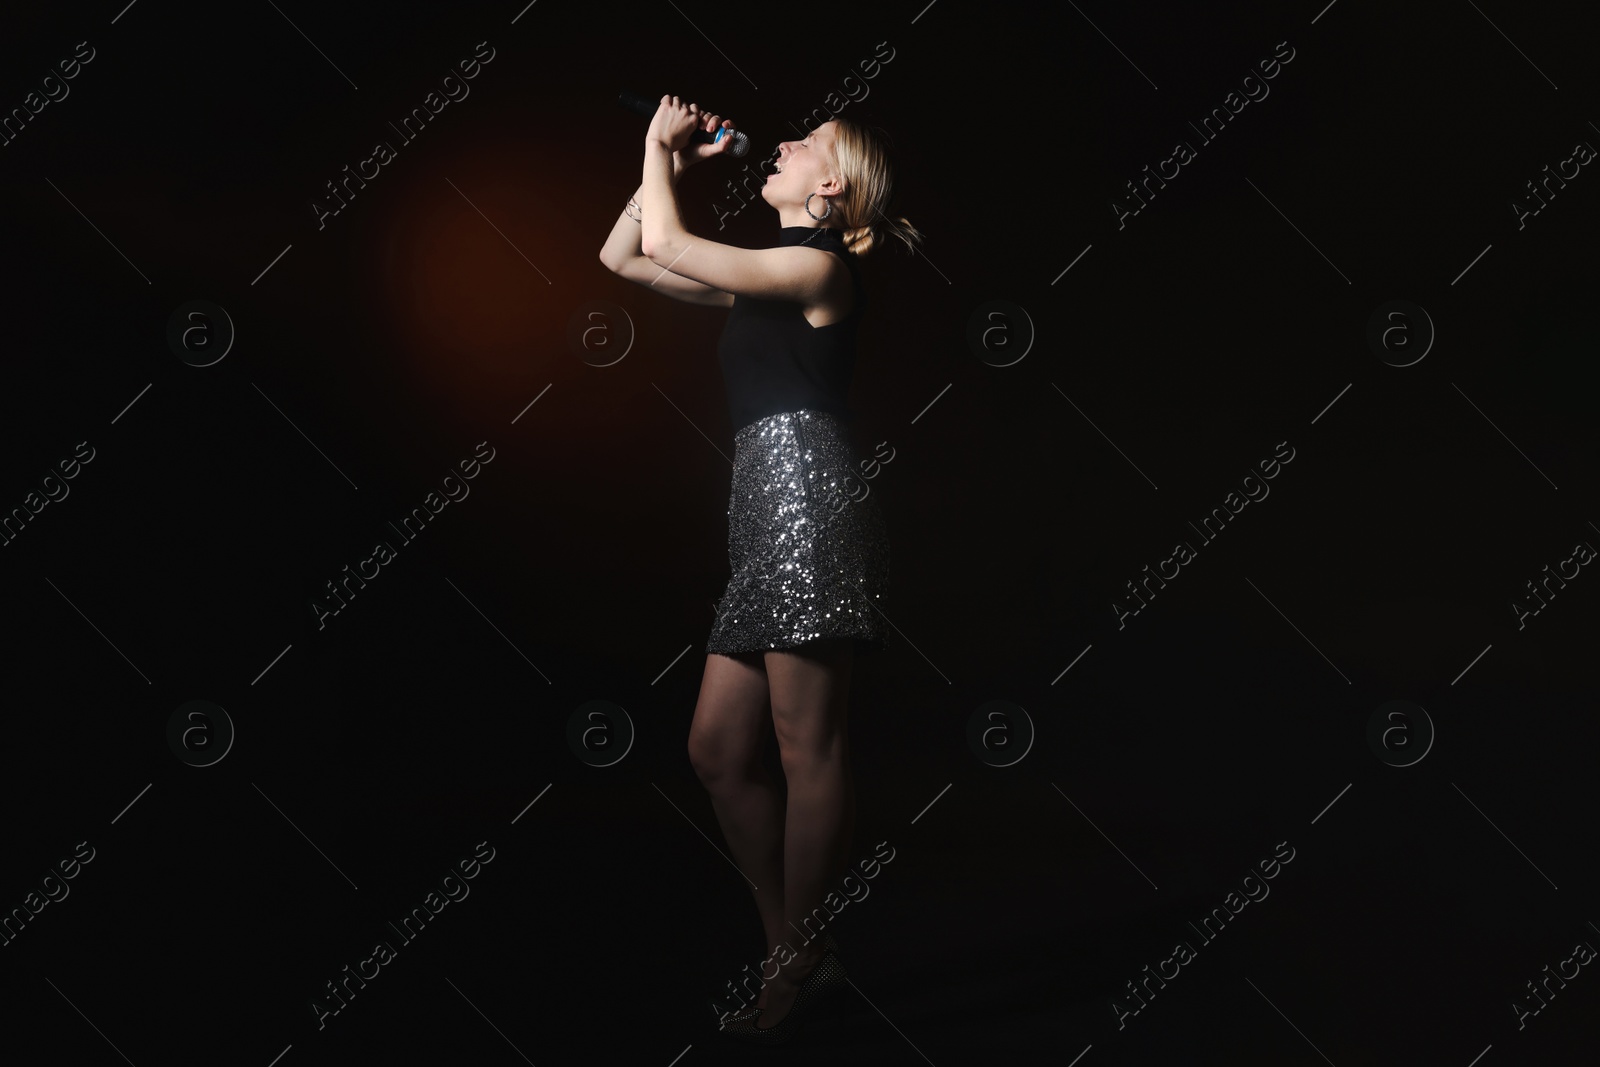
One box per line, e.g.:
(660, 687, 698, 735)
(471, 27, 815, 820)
(816, 175, 846, 197)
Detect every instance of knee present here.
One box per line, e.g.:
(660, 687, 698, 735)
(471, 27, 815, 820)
(688, 728, 754, 788)
(775, 733, 846, 782)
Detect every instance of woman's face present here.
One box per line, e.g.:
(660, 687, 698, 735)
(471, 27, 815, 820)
(764, 121, 839, 204)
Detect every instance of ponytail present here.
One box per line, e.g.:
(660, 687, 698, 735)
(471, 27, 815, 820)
(842, 215, 924, 259)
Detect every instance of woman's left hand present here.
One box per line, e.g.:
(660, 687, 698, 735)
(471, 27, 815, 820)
(645, 94, 704, 153)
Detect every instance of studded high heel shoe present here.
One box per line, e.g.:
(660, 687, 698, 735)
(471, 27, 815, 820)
(709, 934, 844, 1030)
(719, 934, 846, 1046)
(708, 995, 760, 1027)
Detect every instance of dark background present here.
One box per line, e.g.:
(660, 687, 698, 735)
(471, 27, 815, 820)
(1, 0, 1596, 1063)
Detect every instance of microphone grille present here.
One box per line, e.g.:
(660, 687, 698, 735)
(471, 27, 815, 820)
(728, 129, 750, 157)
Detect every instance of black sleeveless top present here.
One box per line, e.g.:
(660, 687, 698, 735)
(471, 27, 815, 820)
(717, 226, 865, 435)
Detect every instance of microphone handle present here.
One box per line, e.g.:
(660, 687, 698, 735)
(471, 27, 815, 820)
(618, 89, 732, 146)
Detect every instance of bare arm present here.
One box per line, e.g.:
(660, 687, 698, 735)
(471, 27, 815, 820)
(639, 137, 839, 306)
(599, 153, 734, 307)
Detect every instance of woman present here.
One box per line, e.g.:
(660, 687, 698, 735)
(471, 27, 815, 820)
(599, 95, 922, 1044)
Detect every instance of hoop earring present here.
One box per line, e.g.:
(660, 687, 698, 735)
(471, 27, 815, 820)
(805, 192, 832, 221)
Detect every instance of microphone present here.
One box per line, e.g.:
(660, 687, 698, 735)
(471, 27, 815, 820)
(618, 90, 750, 157)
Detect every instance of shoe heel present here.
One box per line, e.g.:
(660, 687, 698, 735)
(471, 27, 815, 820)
(720, 941, 846, 1046)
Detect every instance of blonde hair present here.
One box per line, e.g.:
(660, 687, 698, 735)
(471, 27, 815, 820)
(824, 119, 924, 259)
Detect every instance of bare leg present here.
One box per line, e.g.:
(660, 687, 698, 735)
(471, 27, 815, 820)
(687, 651, 787, 1009)
(759, 636, 856, 1028)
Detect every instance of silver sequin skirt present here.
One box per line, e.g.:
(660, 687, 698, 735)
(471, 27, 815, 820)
(706, 409, 891, 657)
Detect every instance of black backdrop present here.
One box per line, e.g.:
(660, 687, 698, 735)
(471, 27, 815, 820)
(2, 1, 1597, 1064)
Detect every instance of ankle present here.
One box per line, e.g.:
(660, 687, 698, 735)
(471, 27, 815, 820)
(773, 947, 825, 980)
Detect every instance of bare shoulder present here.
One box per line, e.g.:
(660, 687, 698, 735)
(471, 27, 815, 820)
(800, 252, 855, 327)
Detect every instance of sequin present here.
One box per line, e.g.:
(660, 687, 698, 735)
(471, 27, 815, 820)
(706, 409, 891, 656)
